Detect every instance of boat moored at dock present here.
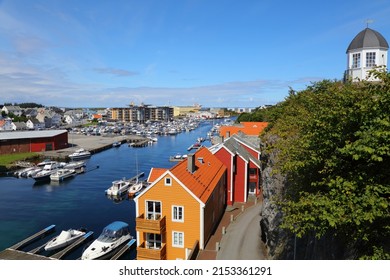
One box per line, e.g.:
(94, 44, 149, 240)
(50, 168, 76, 182)
(81, 221, 133, 260)
(44, 228, 87, 251)
(68, 148, 91, 160)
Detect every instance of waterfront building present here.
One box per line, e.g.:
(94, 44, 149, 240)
(134, 147, 227, 260)
(0, 130, 68, 155)
(209, 132, 262, 206)
(345, 27, 388, 82)
(110, 104, 174, 122)
(173, 105, 201, 117)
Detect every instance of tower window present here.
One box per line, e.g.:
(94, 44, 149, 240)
(366, 52, 376, 67)
(352, 53, 360, 68)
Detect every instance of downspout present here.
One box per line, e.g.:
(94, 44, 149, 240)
(200, 205, 204, 249)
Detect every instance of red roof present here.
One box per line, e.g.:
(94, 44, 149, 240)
(148, 167, 168, 183)
(169, 147, 226, 204)
(219, 122, 268, 137)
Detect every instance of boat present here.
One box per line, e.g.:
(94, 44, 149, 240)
(128, 181, 144, 198)
(81, 221, 133, 260)
(50, 168, 76, 181)
(14, 166, 37, 178)
(64, 160, 86, 170)
(105, 178, 131, 196)
(112, 141, 121, 147)
(32, 162, 63, 182)
(44, 228, 87, 251)
(68, 148, 91, 160)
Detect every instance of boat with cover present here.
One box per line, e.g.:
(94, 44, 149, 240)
(50, 168, 76, 181)
(45, 228, 87, 251)
(32, 162, 64, 182)
(68, 148, 91, 160)
(81, 221, 133, 260)
(105, 178, 131, 196)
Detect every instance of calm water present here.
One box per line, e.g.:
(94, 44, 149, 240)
(0, 119, 220, 259)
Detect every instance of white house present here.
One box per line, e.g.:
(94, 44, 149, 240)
(1, 105, 23, 116)
(26, 119, 45, 130)
(0, 118, 14, 131)
(346, 27, 388, 82)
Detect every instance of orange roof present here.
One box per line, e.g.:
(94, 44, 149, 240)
(148, 167, 168, 183)
(219, 122, 268, 137)
(169, 147, 226, 204)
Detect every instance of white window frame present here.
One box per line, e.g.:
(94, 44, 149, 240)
(172, 231, 184, 248)
(172, 205, 184, 222)
(366, 52, 376, 67)
(352, 53, 360, 68)
(165, 177, 172, 186)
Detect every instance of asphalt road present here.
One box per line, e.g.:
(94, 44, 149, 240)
(216, 202, 267, 260)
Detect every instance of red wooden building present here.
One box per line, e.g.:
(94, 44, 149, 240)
(209, 132, 261, 206)
(0, 130, 68, 155)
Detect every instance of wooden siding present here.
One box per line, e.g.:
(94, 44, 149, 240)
(214, 148, 234, 205)
(234, 156, 247, 203)
(0, 132, 68, 155)
(136, 173, 201, 260)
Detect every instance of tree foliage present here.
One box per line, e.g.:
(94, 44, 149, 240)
(260, 72, 390, 259)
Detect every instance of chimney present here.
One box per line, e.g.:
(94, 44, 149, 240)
(226, 131, 230, 138)
(187, 153, 196, 173)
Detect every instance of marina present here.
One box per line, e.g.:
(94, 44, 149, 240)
(0, 119, 225, 259)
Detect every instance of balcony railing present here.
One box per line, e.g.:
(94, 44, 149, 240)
(137, 242, 166, 260)
(136, 214, 166, 234)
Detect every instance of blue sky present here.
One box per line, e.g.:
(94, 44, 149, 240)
(1, 0, 390, 108)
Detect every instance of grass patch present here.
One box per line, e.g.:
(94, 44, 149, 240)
(0, 152, 40, 168)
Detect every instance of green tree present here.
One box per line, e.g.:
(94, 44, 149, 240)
(261, 73, 390, 259)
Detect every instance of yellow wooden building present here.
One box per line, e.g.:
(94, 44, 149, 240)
(134, 147, 227, 260)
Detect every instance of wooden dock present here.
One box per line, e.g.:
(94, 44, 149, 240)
(110, 239, 136, 260)
(0, 225, 56, 260)
(51, 231, 94, 259)
(9, 224, 56, 250)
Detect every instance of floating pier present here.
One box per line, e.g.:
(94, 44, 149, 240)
(110, 239, 136, 260)
(0, 225, 56, 260)
(9, 224, 56, 250)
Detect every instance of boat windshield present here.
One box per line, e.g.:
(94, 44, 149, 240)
(97, 226, 129, 242)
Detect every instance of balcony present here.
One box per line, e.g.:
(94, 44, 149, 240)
(137, 242, 166, 260)
(136, 214, 166, 234)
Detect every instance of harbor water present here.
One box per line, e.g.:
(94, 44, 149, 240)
(0, 119, 222, 259)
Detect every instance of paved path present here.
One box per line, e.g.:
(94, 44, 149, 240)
(216, 202, 267, 260)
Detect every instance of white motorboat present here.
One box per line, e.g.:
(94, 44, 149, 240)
(68, 148, 91, 160)
(81, 221, 133, 260)
(64, 160, 86, 170)
(50, 168, 76, 181)
(45, 228, 86, 251)
(105, 179, 131, 196)
(112, 141, 121, 147)
(32, 162, 63, 182)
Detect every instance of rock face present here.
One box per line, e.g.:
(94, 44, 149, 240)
(259, 141, 353, 260)
(259, 144, 292, 259)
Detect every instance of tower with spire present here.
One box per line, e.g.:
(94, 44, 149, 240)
(345, 25, 388, 82)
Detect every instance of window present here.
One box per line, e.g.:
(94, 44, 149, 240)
(352, 53, 360, 68)
(165, 177, 172, 186)
(172, 206, 184, 222)
(366, 52, 376, 67)
(172, 231, 184, 248)
(146, 233, 162, 249)
(146, 200, 161, 220)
